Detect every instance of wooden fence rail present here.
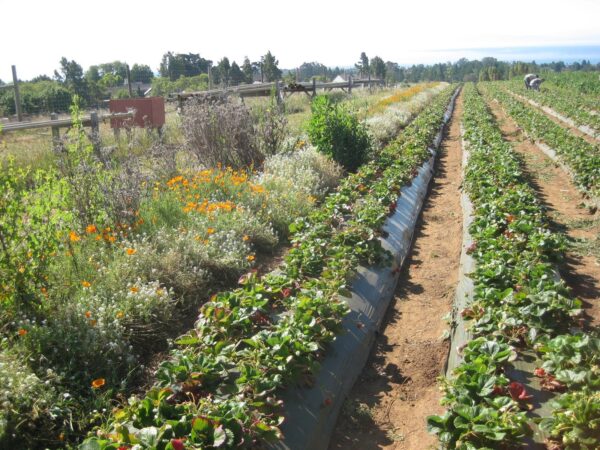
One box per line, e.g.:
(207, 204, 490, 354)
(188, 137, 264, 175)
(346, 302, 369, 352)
(0, 111, 136, 153)
(171, 78, 385, 107)
(0, 111, 134, 134)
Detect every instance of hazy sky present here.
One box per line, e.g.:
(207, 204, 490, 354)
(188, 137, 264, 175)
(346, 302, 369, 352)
(2, 0, 599, 81)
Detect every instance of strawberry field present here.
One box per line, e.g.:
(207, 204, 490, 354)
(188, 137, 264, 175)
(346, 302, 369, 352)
(1, 72, 599, 450)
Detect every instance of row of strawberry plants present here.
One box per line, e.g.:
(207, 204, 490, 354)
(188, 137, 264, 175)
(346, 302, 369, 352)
(482, 82, 600, 200)
(427, 83, 598, 449)
(81, 86, 458, 450)
(505, 79, 600, 133)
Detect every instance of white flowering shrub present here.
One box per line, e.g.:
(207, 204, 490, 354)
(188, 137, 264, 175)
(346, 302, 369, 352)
(367, 84, 448, 148)
(0, 349, 61, 447)
(256, 146, 343, 234)
(260, 146, 344, 198)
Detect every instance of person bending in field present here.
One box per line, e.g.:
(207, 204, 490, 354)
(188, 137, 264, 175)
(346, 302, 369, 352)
(529, 77, 544, 91)
(524, 73, 538, 90)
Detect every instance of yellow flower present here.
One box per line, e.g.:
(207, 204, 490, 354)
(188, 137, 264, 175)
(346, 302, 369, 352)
(91, 378, 105, 389)
(69, 231, 81, 242)
(116, 311, 124, 319)
(206, 228, 215, 235)
(126, 248, 136, 255)
(130, 286, 139, 293)
(81, 280, 91, 288)
(247, 255, 255, 262)
(242, 235, 250, 242)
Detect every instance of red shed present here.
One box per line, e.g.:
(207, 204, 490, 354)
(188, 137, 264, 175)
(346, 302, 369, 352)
(109, 97, 165, 129)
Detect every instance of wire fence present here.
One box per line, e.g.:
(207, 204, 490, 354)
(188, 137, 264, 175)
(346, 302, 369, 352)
(1, 64, 384, 121)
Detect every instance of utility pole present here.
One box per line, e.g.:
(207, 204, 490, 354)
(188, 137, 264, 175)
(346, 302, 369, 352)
(11, 65, 22, 122)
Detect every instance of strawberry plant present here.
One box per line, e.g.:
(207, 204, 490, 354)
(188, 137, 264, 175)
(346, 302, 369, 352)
(506, 78, 600, 133)
(428, 83, 597, 450)
(482, 83, 600, 199)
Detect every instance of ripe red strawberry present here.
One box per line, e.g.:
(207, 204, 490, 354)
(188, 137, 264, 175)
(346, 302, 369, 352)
(508, 382, 533, 401)
(171, 439, 185, 450)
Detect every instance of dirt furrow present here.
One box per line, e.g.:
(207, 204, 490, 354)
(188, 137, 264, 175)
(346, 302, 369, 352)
(485, 96, 600, 327)
(328, 91, 464, 450)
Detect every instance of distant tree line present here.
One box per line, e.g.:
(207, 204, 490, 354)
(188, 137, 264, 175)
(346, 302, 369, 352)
(0, 50, 285, 115)
(1, 50, 598, 117)
(385, 57, 599, 83)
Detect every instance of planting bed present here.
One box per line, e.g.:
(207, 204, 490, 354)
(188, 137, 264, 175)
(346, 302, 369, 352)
(503, 80, 600, 137)
(506, 90, 599, 143)
(483, 83, 600, 204)
(429, 83, 599, 450)
(330, 89, 464, 450)
(275, 87, 460, 450)
(484, 90, 600, 328)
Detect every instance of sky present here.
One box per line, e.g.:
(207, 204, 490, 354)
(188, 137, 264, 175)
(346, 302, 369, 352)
(1, 0, 600, 81)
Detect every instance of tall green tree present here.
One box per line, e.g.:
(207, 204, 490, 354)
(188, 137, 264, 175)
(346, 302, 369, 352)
(130, 64, 154, 83)
(55, 57, 89, 102)
(261, 51, 282, 82)
(98, 61, 128, 80)
(85, 66, 101, 83)
(229, 62, 245, 85)
(241, 57, 255, 83)
(355, 52, 369, 78)
(370, 56, 386, 79)
(159, 52, 211, 80)
(215, 57, 231, 86)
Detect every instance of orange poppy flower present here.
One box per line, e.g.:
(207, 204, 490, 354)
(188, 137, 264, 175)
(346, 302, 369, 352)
(85, 311, 92, 318)
(81, 280, 91, 288)
(18, 328, 27, 336)
(69, 231, 81, 242)
(91, 378, 105, 389)
(130, 286, 139, 293)
(247, 255, 255, 262)
(125, 248, 136, 255)
(86, 225, 97, 234)
(242, 235, 250, 242)
(206, 228, 215, 235)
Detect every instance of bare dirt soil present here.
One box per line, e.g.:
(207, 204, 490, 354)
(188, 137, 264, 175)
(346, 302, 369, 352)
(328, 92, 464, 450)
(486, 97, 600, 327)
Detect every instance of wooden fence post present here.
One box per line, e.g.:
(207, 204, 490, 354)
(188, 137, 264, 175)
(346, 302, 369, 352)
(90, 111, 101, 155)
(275, 81, 282, 106)
(50, 113, 60, 150)
(312, 78, 316, 98)
(348, 76, 353, 94)
(11, 65, 22, 122)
